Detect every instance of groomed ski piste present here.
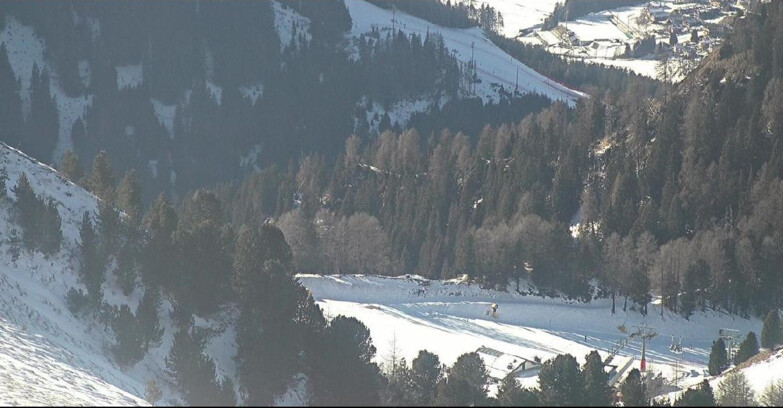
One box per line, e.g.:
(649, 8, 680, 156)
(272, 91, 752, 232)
(298, 273, 771, 397)
(346, 0, 586, 105)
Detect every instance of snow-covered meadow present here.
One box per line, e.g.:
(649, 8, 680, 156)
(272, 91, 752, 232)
(298, 273, 764, 394)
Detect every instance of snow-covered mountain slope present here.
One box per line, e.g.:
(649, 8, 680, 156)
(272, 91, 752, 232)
(0, 142, 309, 405)
(344, 0, 586, 107)
(0, 143, 150, 405)
(298, 274, 762, 393)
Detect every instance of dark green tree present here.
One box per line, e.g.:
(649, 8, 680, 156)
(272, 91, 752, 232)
(90, 150, 115, 203)
(409, 350, 443, 405)
(112, 305, 144, 366)
(310, 316, 383, 406)
(141, 193, 178, 288)
(733, 331, 759, 366)
(761, 309, 782, 349)
(708, 338, 728, 376)
(496, 374, 540, 406)
(59, 149, 84, 184)
(117, 169, 143, 226)
(582, 350, 612, 406)
(435, 352, 489, 406)
(0, 43, 23, 147)
(537, 354, 583, 406)
(620, 368, 647, 407)
(674, 380, 715, 406)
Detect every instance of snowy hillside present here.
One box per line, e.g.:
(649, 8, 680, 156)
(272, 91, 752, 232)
(298, 274, 762, 394)
(0, 142, 314, 405)
(346, 0, 585, 105)
(344, 0, 586, 130)
(0, 143, 149, 405)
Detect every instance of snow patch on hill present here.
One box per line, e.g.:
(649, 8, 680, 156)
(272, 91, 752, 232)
(116, 64, 143, 90)
(1, 16, 46, 117)
(273, 1, 312, 52)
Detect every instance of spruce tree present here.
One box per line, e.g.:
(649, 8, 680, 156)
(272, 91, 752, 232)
(734, 331, 759, 366)
(708, 338, 728, 376)
(582, 350, 612, 406)
(538, 354, 583, 406)
(761, 309, 782, 349)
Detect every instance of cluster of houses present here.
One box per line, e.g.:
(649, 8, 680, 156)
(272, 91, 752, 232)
(520, 0, 766, 79)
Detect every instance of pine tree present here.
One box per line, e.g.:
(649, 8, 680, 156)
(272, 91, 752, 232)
(621, 368, 648, 407)
(496, 374, 540, 406)
(675, 380, 715, 406)
(733, 331, 759, 366)
(716, 371, 755, 407)
(117, 169, 143, 225)
(59, 149, 84, 184)
(760, 379, 783, 407)
(582, 350, 612, 406)
(708, 338, 728, 376)
(136, 287, 164, 349)
(409, 350, 443, 406)
(310, 316, 383, 406)
(90, 150, 116, 203)
(166, 325, 232, 406)
(78, 211, 103, 306)
(98, 200, 120, 259)
(112, 304, 144, 366)
(40, 199, 62, 255)
(435, 352, 489, 406)
(145, 378, 163, 406)
(538, 354, 583, 406)
(761, 309, 782, 349)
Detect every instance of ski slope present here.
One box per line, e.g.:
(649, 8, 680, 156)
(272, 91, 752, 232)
(298, 274, 763, 393)
(345, 0, 586, 106)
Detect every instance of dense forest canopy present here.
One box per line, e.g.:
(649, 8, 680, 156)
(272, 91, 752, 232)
(3, 0, 782, 317)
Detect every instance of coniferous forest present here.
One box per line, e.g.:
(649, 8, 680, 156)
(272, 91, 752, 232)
(2, 0, 783, 406)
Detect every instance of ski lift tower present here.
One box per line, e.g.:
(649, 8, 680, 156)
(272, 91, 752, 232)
(719, 328, 741, 361)
(669, 336, 684, 387)
(618, 323, 658, 372)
